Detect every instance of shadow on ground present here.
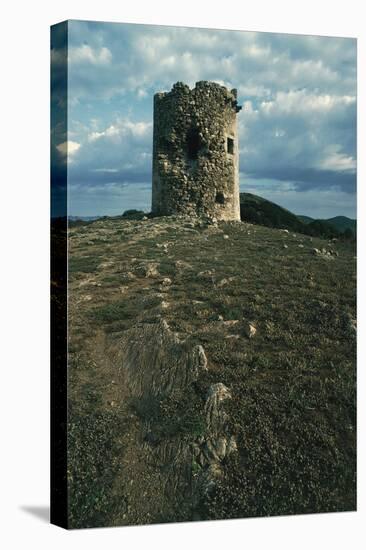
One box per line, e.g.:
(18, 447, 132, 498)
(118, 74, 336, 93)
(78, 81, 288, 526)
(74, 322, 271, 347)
(20, 506, 49, 523)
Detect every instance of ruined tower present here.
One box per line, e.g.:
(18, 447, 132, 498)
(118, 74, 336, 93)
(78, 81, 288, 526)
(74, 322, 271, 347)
(152, 81, 242, 220)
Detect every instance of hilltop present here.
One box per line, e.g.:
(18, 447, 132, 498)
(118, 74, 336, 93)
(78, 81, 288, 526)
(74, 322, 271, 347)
(66, 214, 356, 527)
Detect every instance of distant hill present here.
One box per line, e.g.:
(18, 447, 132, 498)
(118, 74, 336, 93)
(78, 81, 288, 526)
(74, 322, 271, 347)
(68, 212, 148, 222)
(297, 216, 357, 235)
(240, 192, 305, 233)
(326, 216, 356, 232)
(240, 193, 355, 239)
(69, 216, 102, 222)
(297, 215, 314, 225)
(298, 214, 356, 234)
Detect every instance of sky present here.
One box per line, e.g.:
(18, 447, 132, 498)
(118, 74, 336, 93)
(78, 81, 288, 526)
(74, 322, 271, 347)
(51, 20, 357, 219)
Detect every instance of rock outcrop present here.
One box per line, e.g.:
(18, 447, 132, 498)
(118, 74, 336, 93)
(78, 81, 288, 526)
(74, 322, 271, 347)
(115, 319, 236, 519)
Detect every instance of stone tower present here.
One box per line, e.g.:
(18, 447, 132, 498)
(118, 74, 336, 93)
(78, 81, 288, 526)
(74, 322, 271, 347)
(152, 81, 242, 220)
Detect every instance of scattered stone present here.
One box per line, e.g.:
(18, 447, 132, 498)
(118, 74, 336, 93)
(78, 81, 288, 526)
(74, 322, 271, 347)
(243, 321, 257, 338)
(136, 262, 160, 277)
(217, 314, 224, 321)
(197, 270, 214, 278)
(223, 320, 239, 327)
(283, 244, 288, 249)
(298, 244, 304, 248)
(175, 259, 191, 270)
(120, 271, 136, 283)
(161, 277, 172, 287)
(223, 234, 229, 240)
(156, 242, 169, 253)
(280, 229, 289, 234)
(119, 286, 128, 293)
(312, 248, 336, 260)
(217, 277, 235, 287)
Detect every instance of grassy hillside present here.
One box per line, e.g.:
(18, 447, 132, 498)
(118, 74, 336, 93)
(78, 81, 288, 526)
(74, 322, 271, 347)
(67, 215, 356, 527)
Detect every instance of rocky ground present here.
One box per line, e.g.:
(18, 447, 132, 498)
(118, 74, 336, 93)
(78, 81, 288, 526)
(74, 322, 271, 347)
(66, 215, 356, 528)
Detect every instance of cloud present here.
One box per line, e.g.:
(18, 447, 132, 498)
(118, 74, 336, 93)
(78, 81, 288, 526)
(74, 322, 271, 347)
(260, 90, 355, 115)
(68, 44, 112, 65)
(319, 145, 356, 172)
(91, 168, 119, 173)
(88, 125, 120, 142)
(88, 120, 152, 142)
(238, 86, 356, 193)
(61, 21, 356, 216)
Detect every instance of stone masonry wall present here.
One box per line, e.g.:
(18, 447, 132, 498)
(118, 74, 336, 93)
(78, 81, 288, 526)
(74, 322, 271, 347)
(152, 81, 241, 220)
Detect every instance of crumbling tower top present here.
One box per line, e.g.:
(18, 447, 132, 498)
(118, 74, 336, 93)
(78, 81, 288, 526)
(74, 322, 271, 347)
(151, 81, 241, 220)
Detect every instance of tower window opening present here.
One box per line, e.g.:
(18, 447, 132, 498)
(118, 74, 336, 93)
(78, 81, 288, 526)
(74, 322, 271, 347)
(187, 128, 201, 160)
(227, 137, 234, 155)
(215, 192, 225, 205)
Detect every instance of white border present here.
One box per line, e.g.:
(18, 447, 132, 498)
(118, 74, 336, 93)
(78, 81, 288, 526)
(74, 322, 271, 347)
(1, 1, 364, 548)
